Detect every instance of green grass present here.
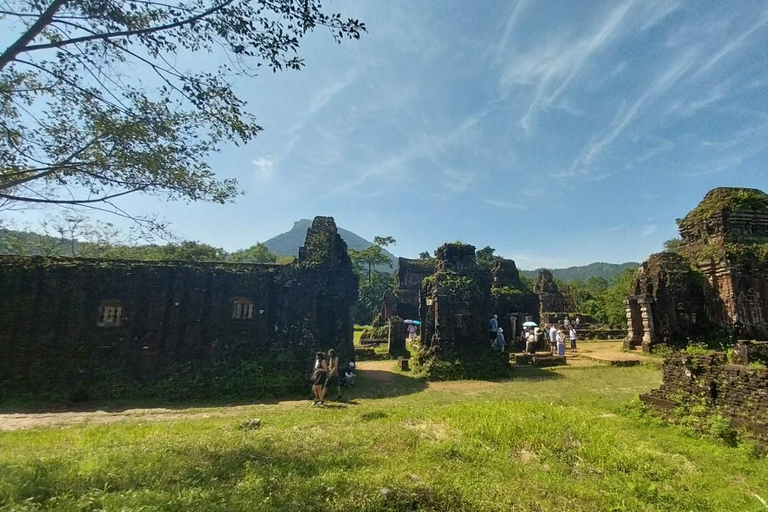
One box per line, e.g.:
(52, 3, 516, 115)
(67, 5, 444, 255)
(1, 365, 768, 511)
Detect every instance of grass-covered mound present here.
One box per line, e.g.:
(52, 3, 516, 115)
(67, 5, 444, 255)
(2, 364, 768, 510)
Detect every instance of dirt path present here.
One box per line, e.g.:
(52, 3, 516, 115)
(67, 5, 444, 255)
(0, 346, 650, 432)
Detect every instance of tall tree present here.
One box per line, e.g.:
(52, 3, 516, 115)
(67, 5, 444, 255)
(349, 235, 395, 285)
(476, 245, 495, 270)
(0, 1, 364, 227)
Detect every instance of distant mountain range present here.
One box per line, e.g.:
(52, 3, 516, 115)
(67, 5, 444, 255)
(264, 219, 398, 270)
(519, 262, 640, 282)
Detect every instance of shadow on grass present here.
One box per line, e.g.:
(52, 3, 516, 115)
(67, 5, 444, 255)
(344, 368, 428, 400)
(0, 368, 429, 415)
(505, 365, 566, 382)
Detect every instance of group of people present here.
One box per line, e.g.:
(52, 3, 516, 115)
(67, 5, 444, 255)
(489, 314, 580, 356)
(310, 349, 356, 407)
(523, 324, 578, 356)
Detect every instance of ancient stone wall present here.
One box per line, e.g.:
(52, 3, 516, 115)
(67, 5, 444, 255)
(0, 217, 357, 402)
(534, 269, 565, 316)
(628, 188, 768, 350)
(641, 354, 768, 436)
(375, 258, 434, 325)
(416, 244, 536, 379)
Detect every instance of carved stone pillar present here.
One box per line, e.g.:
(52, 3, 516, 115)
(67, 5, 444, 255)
(639, 298, 656, 353)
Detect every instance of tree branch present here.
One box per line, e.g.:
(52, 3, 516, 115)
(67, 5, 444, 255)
(0, 186, 144, 204)
(21, 0, 236, 54)
(0, 0, 68, 70)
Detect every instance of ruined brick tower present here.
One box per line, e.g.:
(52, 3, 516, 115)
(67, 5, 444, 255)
(627, 187, 768, 351)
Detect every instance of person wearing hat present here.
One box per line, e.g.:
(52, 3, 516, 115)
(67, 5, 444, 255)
(494, 327, 506, 352)
(342, 361, 356, 387)
(488, 314, 499, 344)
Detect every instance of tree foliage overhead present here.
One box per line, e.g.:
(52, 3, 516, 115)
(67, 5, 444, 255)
(0, 0, 364, 223)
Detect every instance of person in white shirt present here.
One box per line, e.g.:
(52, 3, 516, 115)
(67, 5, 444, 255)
(556, 328, 566, 357)
(548, 325, 557, 354)
(569, 327, 577, 353)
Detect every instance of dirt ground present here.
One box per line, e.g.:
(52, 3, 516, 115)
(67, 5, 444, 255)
(0, 342, 648, 432)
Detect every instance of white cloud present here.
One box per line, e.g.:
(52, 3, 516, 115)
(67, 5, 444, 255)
(507, 0, 637, 134)
(490, 0, 530, 63)
(252, 157, 276, 179)
(484, 199, 527, 210)
(570, 51, 696, 172)
(697, 14, 768, 75)
(442, 169, 476, 192)
(639, 0, 682, 31)
(640, 224, 658, 237)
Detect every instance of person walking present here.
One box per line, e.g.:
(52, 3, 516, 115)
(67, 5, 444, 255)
(489, 315, 499, 344)
(556, 328, 566, 357)
(569, 327, 578, 353)
(548, 324, 557, 354)
(575, 316, 581, 330)
(494, 327, 506, 352)
(326, 348, 341, 402)
(311, 352, 328, 406)
(564, 316, 571, 329)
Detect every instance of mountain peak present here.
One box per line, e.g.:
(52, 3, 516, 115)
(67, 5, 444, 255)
(264, 218, 398, 271)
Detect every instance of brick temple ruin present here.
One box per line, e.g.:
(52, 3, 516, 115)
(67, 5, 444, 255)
(0, 216, 357, 401)
(377, 243, 539, 377)
(626, 187, 768, 352)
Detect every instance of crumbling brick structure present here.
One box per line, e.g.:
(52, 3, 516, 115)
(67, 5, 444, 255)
(0, 216, 357, 402)
(415, 243, 537, 379)
(641, 353, 768, 439)
(628, 188, 768, 351)
(534, 269, 565, 319)
(376, 257, 435, 324)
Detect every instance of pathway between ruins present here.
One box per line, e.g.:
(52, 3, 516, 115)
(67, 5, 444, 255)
(0, 342, 650, 431)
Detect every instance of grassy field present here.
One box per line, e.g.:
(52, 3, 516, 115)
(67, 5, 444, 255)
(1, 363, 767, 511)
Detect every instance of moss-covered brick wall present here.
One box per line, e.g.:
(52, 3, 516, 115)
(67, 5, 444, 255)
(0, 217, 357, 403)
(642, 354, 768, 436)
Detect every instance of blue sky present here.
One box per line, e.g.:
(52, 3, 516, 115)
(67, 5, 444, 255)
(7, 0, 768, 268)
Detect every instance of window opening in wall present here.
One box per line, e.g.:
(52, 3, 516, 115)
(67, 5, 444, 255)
(98, 303, 123, 326)
(233, 299, 254, 319)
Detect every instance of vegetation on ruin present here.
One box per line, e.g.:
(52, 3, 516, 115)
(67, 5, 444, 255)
(429, 270, 481, 303)
(0, 351, 310, 407)
(0, 0, 364, 226)
(3, 364, 768, 510)
(679, 187, 768, 233)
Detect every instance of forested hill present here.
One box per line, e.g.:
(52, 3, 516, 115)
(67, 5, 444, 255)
(520, 262, 640, 283)
(264, 219, 398, 269)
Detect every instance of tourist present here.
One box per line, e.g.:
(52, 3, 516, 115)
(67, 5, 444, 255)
(548, 324, 557, 354)
(564, 316, 571, 329)
(311, 352, 328, 406)
(326, 348, 341, 402)
(342, 362, 356, 387)
(575, 316, 581, 330)
(494, 327, 506, 352)
(556, 328, 566, 357)
(489, 314, 499, 344)
(570, 327, 577, 353)
(525, 330, 535, 354)
(407, 323, 417, 341)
